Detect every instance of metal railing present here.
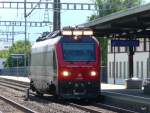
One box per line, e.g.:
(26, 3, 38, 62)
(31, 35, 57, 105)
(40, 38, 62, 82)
(143, 78, 150, 86)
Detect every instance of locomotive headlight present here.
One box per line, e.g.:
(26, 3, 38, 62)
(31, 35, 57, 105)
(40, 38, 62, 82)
(73, 30, 82, 36)
(74, 36, 78, 40)
(83, 30, 93, 35)
(90, 71, 97, 76)
(62, 71, 70, 77)
(62, 30, 72, 35)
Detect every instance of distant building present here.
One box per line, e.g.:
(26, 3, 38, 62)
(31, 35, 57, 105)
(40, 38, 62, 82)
(107, 38, 150, 84)
(0, 42, 11, 70)
(0, 42, 12, 50)
(0, 58, 6, 69)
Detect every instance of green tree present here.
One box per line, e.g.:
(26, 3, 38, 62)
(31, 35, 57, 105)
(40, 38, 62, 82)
(4, 40, 31, 67)
(89, 0, 142, 20)
(98, 37, 107, 66)
(0, 50, 9, 58)
(123, 0, 141, 8)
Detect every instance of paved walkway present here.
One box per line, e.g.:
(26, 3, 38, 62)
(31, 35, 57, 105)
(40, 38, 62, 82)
(101, 83, 126, 90)
(0, 75, 30, 83)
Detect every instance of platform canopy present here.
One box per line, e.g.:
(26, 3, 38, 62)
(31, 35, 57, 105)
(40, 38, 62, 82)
(80, 3, 150, 38)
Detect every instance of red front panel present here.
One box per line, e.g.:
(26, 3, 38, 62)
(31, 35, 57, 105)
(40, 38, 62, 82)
(56, 41, 101, 81)
(58, 67, 100, 81)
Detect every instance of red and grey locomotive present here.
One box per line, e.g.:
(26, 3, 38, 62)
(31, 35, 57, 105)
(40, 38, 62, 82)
(29, 27, 101, 99)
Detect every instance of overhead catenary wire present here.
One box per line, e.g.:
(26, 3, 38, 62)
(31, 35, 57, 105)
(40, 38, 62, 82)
(25, 0, 42, 17)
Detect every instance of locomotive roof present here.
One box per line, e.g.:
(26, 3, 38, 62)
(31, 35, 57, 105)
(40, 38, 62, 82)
(36, 27, 93, 42)
(36, 30, 61, 42)
(32, 36, 61, 49)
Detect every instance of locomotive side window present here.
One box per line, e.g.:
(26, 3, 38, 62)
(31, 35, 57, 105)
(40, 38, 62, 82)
(62, 43, 96, 61)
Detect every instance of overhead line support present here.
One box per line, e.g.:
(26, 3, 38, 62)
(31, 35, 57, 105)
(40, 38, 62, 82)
(0, 1, 96, 10)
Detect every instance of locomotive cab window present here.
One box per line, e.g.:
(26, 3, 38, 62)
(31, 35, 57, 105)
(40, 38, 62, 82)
(62, 43, 96, 62)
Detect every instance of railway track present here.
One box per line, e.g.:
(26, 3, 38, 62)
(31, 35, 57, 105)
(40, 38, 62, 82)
(0, 77, 29, 87)
(67, 101, 137, 113)
(0, 78, 29, 92)
(93, 102, 138, 113)
(0, 94, 36, 113)
(0, 77, 138, 113)
(69, 102, 116, 113)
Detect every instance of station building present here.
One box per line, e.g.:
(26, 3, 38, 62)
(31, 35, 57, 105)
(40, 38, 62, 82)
(0, 42, 11, 50)
(79, 2, 150, 85)
(107, 38, 150, 84)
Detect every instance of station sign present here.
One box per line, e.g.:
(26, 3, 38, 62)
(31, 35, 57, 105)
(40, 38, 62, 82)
(11, 54, 25, 60)
(111, 39, 139, 47)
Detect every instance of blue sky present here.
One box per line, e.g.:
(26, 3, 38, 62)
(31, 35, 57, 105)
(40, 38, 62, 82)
(0, 0, 95, 44)
(0, 0, 149, 44)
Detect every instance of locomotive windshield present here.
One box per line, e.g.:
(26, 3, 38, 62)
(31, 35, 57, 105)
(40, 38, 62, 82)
(62, 43, 96, 61)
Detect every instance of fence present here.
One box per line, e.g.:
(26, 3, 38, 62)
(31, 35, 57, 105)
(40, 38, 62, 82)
(0, 67, 28, 76)
(0, 66, 108, 82)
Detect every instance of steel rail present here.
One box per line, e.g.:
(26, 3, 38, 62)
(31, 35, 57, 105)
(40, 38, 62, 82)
(0, 94, 37, 113)
(94, 102, 138, 113)
(0, 78, 36, 99)
(69, 103, 106, 113)
(68, 102, 138, 113)
(0, 78, 30, 93)
(0, 79, 29, 88)
(0, 77, 29, 86)
(0, 82, 28, 92)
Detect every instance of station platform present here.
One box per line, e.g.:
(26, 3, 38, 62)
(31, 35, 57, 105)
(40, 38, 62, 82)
(101, 86, 150, 113)
(101, 83, 126, 90)
(0, 75, 30, 83)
